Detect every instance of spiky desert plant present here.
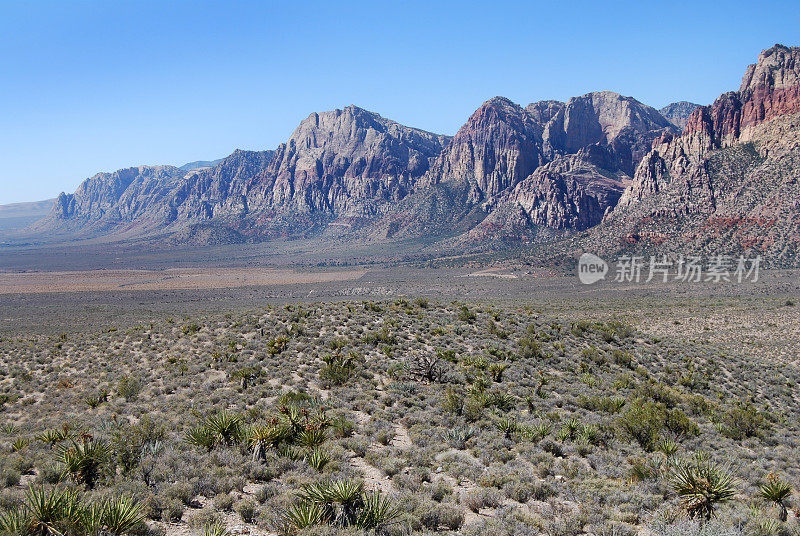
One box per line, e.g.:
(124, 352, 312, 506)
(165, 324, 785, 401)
(35, 427, 72, 449)
(304, 448, 330, 472)
(11, 437, 30, 453)
(327, 480, 364, 527)
(296, 428, 327, 448)
(247, 424, 285, 462)
(534, 423, 551, 440)
(656, 438, 679, 458)
(489, 392, 515, 412)
(59, 439, 109, 489)
(298, 480, 365, 527)
(281, 501, 327, 531)
(354, 491, 399, 531)
(8, 486, 84, 536)
(201, 520, 231, 536)
(669, 456, 737, 520)
(184, 424, 216, 452)
(488, 362, 508, 382)
(204, 410, 243, 445)
(759, 473, 792, 521)
(579, 424, 600, 445)
(442, 426, 475, 449)
(496, 417, 517, 439)
(560, 418, 581, 442)
(0, 507, 30, 536)
(98, 496, 143, 535)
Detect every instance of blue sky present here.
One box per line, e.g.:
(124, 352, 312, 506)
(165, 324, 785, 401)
(1, 0, 798, 205)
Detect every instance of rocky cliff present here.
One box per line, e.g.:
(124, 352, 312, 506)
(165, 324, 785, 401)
(41, 107, 449, 240)
(601, 44, 800, 265)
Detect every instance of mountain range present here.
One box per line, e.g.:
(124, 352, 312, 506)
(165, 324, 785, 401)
(23, 44, 800, 265)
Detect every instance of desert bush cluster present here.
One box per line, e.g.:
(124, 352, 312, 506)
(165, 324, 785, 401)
(0, 299, 799, 536)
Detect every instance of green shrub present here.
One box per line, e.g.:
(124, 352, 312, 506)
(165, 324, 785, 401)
(619, 399, 665, 451)
(721, 402, 769, 440)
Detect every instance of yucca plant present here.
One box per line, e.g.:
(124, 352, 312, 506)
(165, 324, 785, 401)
(277, 444, 303, 461)
(35, 427, 72, 449)
(0, 507, 29, 536)
(759, 473, 792, 521)
(656, 438, 679, 458)
(184, 425, 217, 452)
(281, 501, 328, 531)
(304, 448, 330, 472)
(11, 437, 30, 453)
(204, 410, 243, 445)
(669, 455, 737, 520)
(579, 424, 600, 446)
(201, 520, 231, 536)
(83, 495, 144, 536)
(442, 426, 475, 449)
(7, 486, 84, 536)
(296, 428, 327, 448)
(488, 362, 508, 382)
(326, 480, 363, 527)
(496, 417, 517, 439)
(354, 491, 399, 531)
(59, 439, 109, 489)
(248, 424, 286, 462)
(489, 392, 515, 412)
(0, 424, 17, 435)
(533, 423, 551, 440)
(560, 418, 581, 442)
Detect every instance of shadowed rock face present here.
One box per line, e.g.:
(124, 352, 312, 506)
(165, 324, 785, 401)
(422, 97, 548, 202)
(415, 91, 673, 241)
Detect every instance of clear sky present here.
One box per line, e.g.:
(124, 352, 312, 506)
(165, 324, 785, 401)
(1, 0, 799, 205)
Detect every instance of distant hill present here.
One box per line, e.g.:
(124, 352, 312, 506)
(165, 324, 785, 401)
(0, 198, 55, 232)
(659, 101, 701, 130)
(179, 158, 224, 171)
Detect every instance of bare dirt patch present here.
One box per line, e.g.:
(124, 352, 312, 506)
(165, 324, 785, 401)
(0, 267, 366, 294)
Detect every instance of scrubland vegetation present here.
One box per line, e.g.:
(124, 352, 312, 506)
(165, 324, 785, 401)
(0, 299, 798, 536)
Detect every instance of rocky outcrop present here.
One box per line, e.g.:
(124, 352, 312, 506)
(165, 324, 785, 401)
(618, 45, 800, 211)
(262, 106, 449, 218)
(601, 44, 800, 265)
(46, 166, 186, 227)
(659, 101, 701, 130)
(738, 44, 800, 138)
(40, 106, 449, 239)
(414, 92, 673, 240)
(422, 97, 547, 202)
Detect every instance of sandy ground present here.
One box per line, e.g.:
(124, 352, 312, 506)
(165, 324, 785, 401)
(0, 268, 366, 294)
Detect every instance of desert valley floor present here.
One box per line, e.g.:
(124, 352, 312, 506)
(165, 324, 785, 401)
(1, 251, 800, 536)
